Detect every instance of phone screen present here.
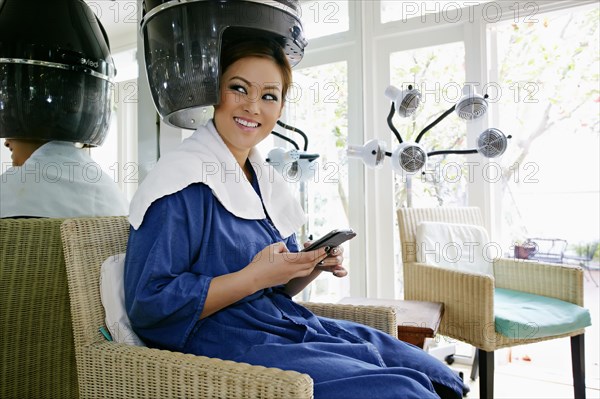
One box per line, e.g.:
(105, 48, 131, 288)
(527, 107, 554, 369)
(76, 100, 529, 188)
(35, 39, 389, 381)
(301, 229, 356, 252)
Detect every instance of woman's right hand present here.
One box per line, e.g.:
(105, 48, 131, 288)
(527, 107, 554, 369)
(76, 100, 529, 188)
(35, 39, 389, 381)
(242, 242, 328, 291)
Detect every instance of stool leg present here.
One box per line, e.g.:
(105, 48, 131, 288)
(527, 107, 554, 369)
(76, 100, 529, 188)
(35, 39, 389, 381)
(470, 349, 479, 381)
(479, 349, 494, 399)
(571, 334, 586, 399)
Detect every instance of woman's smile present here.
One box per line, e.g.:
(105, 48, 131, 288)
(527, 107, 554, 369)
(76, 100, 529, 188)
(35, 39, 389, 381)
(234, 116, 261, 130)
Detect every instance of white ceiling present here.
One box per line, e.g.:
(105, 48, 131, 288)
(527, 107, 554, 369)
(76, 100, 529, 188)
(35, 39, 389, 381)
(85, 0, 139, 50)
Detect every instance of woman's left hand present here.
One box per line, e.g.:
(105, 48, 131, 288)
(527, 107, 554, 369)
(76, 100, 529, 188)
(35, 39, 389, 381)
(303, 243, 348, 278)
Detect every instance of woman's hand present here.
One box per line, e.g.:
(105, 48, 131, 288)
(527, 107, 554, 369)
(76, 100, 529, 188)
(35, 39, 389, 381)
(202, 243, 329, 319)
(243, 242, 329, 291)
(282, 242, 348, 297)
(308, 244, 348, 278)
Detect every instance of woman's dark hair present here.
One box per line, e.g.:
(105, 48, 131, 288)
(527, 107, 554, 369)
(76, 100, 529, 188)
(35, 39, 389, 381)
(219, 38, 293, 104)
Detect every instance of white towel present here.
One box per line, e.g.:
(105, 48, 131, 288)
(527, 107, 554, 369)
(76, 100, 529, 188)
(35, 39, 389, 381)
(128, 120, 306, 238)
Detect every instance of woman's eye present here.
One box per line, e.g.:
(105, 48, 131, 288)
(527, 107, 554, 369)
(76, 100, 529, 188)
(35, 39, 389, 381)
(263, 93, 278, 102)
(230, 85, 247, 94)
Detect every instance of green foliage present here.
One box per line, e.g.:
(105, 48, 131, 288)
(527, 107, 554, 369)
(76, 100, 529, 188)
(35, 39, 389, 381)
(569, 241, 600, 261)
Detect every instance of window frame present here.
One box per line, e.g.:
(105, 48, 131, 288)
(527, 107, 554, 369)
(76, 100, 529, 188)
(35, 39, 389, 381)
(122, 0, 598, 299)
(347, 0, 596, 298)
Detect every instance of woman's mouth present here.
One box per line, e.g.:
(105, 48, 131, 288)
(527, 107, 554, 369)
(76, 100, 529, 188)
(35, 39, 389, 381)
(234, 117, 260, 129)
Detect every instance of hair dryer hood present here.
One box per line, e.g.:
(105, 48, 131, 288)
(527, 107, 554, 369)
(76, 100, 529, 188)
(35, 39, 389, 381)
(141, 0, 307, 130)
(0, 0, 115, 145)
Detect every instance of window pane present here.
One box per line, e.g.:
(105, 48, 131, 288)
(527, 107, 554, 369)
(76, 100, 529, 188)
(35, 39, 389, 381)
(389, 41, 467, 297)
(285, 61, 350, 303)
(381, 0, 495, 24)
(389, 41, 468, 209)
(300, 0, 349, 39)
(90, 104, 119, 183)
(489, 5, 600, 253)
(90, 47, 139, 195)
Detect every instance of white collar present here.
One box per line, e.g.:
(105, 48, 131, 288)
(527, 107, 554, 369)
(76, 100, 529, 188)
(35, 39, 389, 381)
(128, 121, 306, 237)
(0, 141, 129, 218)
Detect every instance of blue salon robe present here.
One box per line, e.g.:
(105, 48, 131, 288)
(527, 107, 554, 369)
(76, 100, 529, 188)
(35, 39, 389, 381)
(124, 181, 464, 399)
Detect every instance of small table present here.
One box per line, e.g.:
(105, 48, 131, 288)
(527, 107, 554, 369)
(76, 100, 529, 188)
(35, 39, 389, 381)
(339, 297, 444, 349)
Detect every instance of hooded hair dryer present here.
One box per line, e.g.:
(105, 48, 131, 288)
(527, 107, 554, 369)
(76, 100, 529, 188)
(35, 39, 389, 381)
(0, 0, 115, 145)
(141, 0, 308, 130)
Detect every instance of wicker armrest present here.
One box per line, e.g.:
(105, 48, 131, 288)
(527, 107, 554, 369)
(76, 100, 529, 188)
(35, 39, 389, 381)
(298, 302, 398, 338)
(403, 261, 495, 345)
(493, 257, 584, 305)
(78, 342, 312, 399)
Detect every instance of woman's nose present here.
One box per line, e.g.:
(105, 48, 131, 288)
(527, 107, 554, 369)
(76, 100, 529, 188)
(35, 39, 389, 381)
(244, 98, 260, 115)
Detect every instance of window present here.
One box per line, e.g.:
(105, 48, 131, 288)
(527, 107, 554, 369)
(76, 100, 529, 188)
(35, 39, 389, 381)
(389, 41, 468, 209)
(273, 1, 359, 302)
(69, 0, 599, 302)
(488, 4, 599, 253)
(388, 41, 469, 295)
(300, 0, 349, 39)
(287, 61, 351, 302)
(90, 48, 139, 201)
(380, 0, 496, 24)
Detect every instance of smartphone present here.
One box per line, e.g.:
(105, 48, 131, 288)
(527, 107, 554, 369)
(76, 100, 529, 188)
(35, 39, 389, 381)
(301, 228, 356, 252)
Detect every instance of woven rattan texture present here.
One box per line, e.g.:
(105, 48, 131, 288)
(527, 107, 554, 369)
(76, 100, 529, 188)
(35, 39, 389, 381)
(397, 207, 586, 351)
(1, 218, 79, 399)
(60, 216, 398, 398)
(300, 302, 398, 338)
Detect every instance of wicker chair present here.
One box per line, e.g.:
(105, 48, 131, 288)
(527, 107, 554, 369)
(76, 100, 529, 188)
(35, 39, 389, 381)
(60, 216, 397, 399)
(397, 207, 588, 399)
(1, 218, 79, 399)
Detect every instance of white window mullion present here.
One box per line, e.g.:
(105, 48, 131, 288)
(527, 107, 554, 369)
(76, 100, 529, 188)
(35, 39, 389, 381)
(361, 0, 397, 299)
(116, 80, 139, 202)
(464, 18, 494, 234)
(346, 0, 368, 298)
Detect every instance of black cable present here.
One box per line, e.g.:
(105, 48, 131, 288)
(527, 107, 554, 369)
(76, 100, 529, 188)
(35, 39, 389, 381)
(276, 120, 309, 151)
(415, 104, 456, 144)
(271, 131, 299, 150)
(427, 149, 478, 157)
(387, 103, 403, 144)
(299, 153, 320, 161)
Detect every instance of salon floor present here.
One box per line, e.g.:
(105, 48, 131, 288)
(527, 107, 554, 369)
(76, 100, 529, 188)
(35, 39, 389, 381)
(448, 266, 600, 399)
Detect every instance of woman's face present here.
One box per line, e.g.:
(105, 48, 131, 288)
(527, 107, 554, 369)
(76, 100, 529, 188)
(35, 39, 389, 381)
(3, 139, 46, 166)
(214, 56, 284, 162)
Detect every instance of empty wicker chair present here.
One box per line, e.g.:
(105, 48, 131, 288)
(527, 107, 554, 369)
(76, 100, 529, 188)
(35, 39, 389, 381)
(397, 207, 591, 399)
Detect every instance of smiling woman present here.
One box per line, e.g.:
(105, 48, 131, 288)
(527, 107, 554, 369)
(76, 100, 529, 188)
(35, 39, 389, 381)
(123, 36, 466, 399)
(213, 40, 290, 176)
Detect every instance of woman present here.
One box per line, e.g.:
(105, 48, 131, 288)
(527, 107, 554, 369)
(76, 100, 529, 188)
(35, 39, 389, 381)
(124, 39, 464, 399)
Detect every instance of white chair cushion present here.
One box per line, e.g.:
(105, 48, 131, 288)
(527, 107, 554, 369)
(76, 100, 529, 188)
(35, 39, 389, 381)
(100, 253, 145, 346)
(415, 221, 495, 276)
